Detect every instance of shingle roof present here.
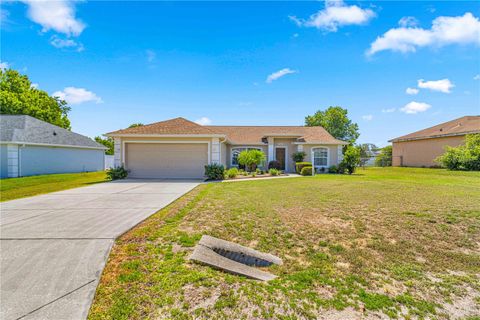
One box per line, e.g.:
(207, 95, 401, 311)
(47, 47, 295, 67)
(106, 117, 346, 144)
(0, 115, 106, 149)
(207, 125, 346, 144)
(107, 117, 219, 135)
(389, 116, 480, 142)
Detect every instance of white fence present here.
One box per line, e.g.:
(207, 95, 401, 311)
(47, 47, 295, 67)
(105, 155, 114, 169)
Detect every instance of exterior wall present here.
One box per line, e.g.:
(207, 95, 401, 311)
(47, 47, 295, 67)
(0, 144, 8, 178)
(19, 145, 104, 176)
(392, 135, 466, 167)
(303, 144, 340, 168)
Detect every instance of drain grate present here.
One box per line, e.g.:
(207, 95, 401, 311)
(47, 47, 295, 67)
(189, 235, 282, 281)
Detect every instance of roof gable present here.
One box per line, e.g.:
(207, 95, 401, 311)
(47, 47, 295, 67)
(0, 115, 105, 149)
(390, 116, 480, 142)
(107, 117, 219, 135)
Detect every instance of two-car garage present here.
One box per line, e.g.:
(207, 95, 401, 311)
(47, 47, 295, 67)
(125, 142, 209, 179)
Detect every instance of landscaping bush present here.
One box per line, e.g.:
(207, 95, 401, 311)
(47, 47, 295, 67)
(255, 168, 264, 175)
(340, 145, 361, 174)
(436, 134, 480, 171)
(225, 167, 239, 179)
(268, 168, 280, 176)
(106, 166, 128, 180)
(328, 165, 338, 173)
(238, 149, 266, 172)
(204, 163, 225, 180)
(292, 151, 306, 163)
(300, 166, 313, 176)
(375, 145, 393, 167)
(295, 162, 312, 174)
(268, 160, 281, 170)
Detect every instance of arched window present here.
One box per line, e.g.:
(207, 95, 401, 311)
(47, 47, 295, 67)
(312, 147, 329, 167)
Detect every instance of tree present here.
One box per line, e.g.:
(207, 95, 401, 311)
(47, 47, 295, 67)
(359, 143, 378, 167)
(0, 68, 71, 129)
(237, 149, 266, 172)
(305, 106, 359, 144)
(129, 123, 144, 128)
(95, 136, 114, 155)
(375, 146, 392, 167)
(340, 145, 361, 174)
(436, 134, 480, 171)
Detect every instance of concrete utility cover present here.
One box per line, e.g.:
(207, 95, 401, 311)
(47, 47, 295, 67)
(189, 235, 282, 281)
(0, 179, 201, 320)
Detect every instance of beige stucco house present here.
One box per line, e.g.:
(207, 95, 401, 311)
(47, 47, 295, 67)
(106, 117, 347, 179)
(389, 116, 480, 167)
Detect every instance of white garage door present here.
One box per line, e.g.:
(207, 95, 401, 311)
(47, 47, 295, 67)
(126, 143, 208, 179)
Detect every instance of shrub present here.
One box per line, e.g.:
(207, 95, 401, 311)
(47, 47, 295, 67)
(255, 168, 262, 175)
(238, 149, 266, 172)
(106, 166, 128, 180)
(340, 145, 361, 174)
(268, 160, 281, 170)
(295, 162, 312, 174)
(375, 145, 392, 167)
(436, 134, 480, 171)
(204, 163, 225, 180)
(292, 151, 306, 163)
(300, 166, 313, 176)
(328, 165, 338, 173)
(226, 167, 239, 179)
(269, 168, 280, 176)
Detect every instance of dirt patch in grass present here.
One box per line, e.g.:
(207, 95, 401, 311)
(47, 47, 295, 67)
(88, 168, 480, 320)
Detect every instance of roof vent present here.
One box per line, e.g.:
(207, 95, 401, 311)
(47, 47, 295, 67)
(439, 128, 443, 132)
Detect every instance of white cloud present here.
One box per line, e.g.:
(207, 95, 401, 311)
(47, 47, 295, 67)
(22, 0, 85, 37)
(146, 50, 156, 63)
(53, 87, 102, 104)
(417, 78, 454, 93)
(194, 117, 212, 126)
(474, 74, 480, 80)
(50, 35, 84, 51)
(0, 61, 9, 69)
(362, 115, 373, 121)
(367, 12, 480, 55)
(406, 87, 419, 95)
(289, 0, 375, 32)
(266, 68, 297, 83)
(382, 108, 396, 113)
(398, 16, 419, 28)
(400, 101, 431, 114)
(31, 83, 39, 89)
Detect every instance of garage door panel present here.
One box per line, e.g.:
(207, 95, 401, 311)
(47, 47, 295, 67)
(126, 143, 208, 179)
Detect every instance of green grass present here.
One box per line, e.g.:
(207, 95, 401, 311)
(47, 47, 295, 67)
(88, 167, 480, 319)
(0, 171, 108, 201)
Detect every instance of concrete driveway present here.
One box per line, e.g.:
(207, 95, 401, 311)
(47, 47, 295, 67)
(0, 179, 200, 320)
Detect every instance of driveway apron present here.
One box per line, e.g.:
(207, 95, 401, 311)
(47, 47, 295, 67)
(0, 179, 200, 320)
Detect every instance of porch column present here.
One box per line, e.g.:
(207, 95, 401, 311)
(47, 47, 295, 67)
(7, 144, 19, 178)
(211, 138, 220, 164)
(267, 137, 274, 162)
(114, 138, 122, 167)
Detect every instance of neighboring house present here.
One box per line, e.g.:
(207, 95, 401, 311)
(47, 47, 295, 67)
(0, 115, 106, 178)
(105, 117, 347, 179)
(389, 116, 480, 167)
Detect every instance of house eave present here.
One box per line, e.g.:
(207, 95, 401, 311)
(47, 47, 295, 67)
(388, 130, 479, 143)
(105, 133, 226, 138)
(0, 141, 107, 150)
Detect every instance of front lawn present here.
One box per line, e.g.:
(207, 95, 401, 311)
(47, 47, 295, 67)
(0, 171, 108, 202)
(89, 168, 480, 319)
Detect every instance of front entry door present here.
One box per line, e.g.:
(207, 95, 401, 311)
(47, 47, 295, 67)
(275, 147, 286, 170)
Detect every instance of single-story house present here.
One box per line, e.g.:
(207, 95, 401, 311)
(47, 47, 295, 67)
(389, 115, 480, 167)
(105, 117, 347, 179)
(0, 115, 106, 178)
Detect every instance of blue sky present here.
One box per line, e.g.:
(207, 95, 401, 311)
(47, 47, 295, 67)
(2, 1, 479, 146)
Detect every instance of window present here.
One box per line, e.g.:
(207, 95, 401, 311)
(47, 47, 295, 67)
(231, 147, 261, 166)
(313, 148, 328, 167)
